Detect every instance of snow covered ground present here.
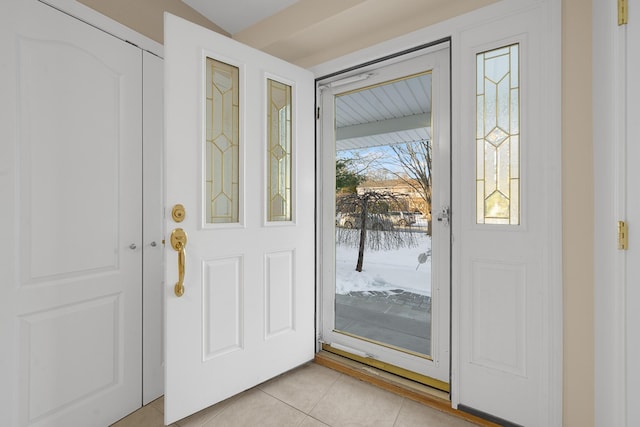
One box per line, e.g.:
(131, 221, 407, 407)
(335, 230, 432, 297)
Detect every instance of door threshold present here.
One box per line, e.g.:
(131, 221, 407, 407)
(314, 351, 500, 427)
(321, 343, 449, 391)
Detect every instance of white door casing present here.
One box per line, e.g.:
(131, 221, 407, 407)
(0, 0, 143, 425)
(317, 45, 451, 383)
(625, 1, 640, 424)
(163, 13, 315, 424)
(593, 1, 640, 426)
(453, 3, 562, 426)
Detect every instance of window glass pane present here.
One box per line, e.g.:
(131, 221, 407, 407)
(205, 57, 239, 224)
(267, 79, 292, 222)
(476, 44, 520, 225)
(334, 71, 435, 357)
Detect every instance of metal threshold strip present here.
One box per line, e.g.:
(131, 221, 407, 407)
(321, 343, 449, 392)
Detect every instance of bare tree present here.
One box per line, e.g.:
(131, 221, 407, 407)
(387, 140, 432, 214)
(336, 191, 418, 272)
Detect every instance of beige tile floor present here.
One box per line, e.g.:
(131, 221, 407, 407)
(111, 363, 477, 427)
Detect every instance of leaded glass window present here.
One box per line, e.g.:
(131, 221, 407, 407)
(205, 58, 239, 224)
(476, 44, 520, 225)
(267, 79, 292, 222)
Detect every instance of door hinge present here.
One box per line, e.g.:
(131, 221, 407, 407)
(317, 106, 320, 119)
(619, 0, 628, 25)
(618, 220, 629, 250)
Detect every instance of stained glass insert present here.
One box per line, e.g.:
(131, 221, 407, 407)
(267, 79, 292, 222)
(206, 58, 239, 224)
(476, 44, 520, 225)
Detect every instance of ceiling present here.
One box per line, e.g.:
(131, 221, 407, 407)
(182, 0, 300, 34)
(334, 72, 432, 152)
(180, 0, 498, 68)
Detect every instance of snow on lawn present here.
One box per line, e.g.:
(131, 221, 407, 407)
(335, 232, 432, 296)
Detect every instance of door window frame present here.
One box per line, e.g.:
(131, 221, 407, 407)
(310, 1, 562, 422)
(315, 41, 452, 387)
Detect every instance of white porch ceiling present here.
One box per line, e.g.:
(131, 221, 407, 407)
(335, 72, 432, 151)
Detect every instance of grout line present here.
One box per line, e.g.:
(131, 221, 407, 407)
(391, 398, 408, 427)
(255, 388, 309, 419)
(314, 352, 500, 427)
(392, 396, 407, 427)
(305, 368, 343, 416)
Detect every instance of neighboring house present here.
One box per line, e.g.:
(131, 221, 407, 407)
(357, 178, 431, 219)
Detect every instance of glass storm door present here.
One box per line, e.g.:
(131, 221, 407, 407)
(319, 44, 451, 387)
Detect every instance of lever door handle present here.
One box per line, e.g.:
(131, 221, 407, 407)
(170, 228, 188, 297)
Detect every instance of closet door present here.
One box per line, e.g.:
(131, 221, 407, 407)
(0, 1, 143, 425)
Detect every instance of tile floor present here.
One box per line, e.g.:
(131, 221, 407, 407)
(111, 363, 477, 427)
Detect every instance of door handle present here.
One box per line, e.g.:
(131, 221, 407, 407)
(170, 228, 188, 297)
(436, 206, 450, 227)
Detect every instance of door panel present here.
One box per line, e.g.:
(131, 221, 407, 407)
(319, 46, 450, 385)
(164, 13, 315, 424)
(0, 1, 142, 425)
(454, 4, 560, 425)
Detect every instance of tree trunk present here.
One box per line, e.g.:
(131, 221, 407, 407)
(356, 226, 366, 272)
(355, 204, 368, 272)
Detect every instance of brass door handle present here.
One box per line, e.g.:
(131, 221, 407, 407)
(170, 228, 187, 297)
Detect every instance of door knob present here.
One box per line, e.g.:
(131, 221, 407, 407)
(129, 243, 137, 250)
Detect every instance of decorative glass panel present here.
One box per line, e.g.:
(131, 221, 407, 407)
(206, 58, 239, 224)
(267, 79, 292, 222)
(476, 44, 520, 225)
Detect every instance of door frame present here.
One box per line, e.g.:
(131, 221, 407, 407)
(40, 0, 163, 57)
(315, 42, 452, 387)
(310, 0, 562, 424)
(593, 0, 632, 425)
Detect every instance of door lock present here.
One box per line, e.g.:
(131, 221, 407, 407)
(171, 204, 186, 223)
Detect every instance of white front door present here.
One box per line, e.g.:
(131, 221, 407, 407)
(317, 45, 451, 387)
(0, 1, 143, 425)
(163, 14, 315, 424)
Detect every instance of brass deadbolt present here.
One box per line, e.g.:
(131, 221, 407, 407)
(172, 204, 186, 222)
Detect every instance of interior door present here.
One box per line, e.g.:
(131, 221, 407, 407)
(163, 13, 315, 424)
(0, 1, 143, 425)
(318, 45, 450, 387)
